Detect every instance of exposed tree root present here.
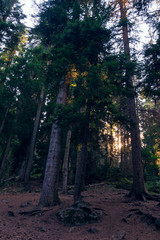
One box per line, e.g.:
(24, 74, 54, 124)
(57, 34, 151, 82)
(127, 189, 160, 202)
(144, 192, 160, 201)
(19, 207, 52, 216)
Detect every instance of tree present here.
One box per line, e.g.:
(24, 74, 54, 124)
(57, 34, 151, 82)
(62, 128, 72, 193)
(0, 134, 12, 181)
(74, 103, 90, 202)
(36, 0, 116, 206)
(0, 107, 9, 137)
(0, 41, 50, 181)
(24, 86, 45, 187)
(118, 0, 147, 200)
(19, 46, 49, 186)
(39, 79, 69, 206)
(35, 0, 76, 207)
(0, 1, 25, 179)
(0, 0, 25, 52)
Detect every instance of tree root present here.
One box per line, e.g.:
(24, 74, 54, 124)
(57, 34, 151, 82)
(144, 192, 160, 201)
(19, 206, 52, 216)
(126, 190, 160, 202)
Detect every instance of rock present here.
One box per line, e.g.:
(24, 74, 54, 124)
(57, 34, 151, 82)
(112, 230, 126, 240)
(39, 226, 46, 232)
(68, 227, 76, 233)
(8, 211, 15, 217)
(57, 201, 98, 226)
(88, 227, 99, 233)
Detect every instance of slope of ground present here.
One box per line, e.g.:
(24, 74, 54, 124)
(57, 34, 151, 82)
(0, 181, 160, 240)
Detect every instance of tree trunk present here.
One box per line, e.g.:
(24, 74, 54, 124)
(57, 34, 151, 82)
(109, 124, 114, 167)
(123, 128, 127, 172)
(126, 130, 132, 174)
(74, 105, 90, 202)
(24, 87, 45, 187)
(0, 135, 12, 181)
(119, 0, 147, 200)
(20, 157, 28, 182)
(0, 107, 9, 136)
(38, 79, 69, 207)
(62, 128, 72, 193)
(120, 127, 124, 171)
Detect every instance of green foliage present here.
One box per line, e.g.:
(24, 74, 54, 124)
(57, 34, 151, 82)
(106, 167, 124, 181)
(142, 148, 159, 180)
(0, 0, 25, 51)
(140, 102, 160, 181)
(0, 43, 52, 178)
(85, 164, 109, 184)
(143, 25, 160, 101)
(0, 0, 159, 189)
(119, 17, 129, 27)
(145, 178, 160, 194)
(115, 177, 132, 190)
(30, 152, 44, 180)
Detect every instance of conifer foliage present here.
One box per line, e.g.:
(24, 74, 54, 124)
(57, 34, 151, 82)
(0, 0, 160, 206)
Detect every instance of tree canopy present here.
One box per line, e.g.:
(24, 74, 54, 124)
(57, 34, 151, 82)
(0, 0, 160, 204)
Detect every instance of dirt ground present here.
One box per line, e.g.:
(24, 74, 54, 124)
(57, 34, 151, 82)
(0, 181, 160, 240)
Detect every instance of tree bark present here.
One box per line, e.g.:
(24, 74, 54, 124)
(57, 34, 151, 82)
(62, 128, 72, 193)
(0, 135, 12, 181)
(24, 87, 45, 187)
(109, 124, 114, 167)
(119, 0, 147, 200)
(0, 107, 9, 136)
(38, 79, 69, 207)
(74, 105, 90, 202)
(120, 127, 125, 171)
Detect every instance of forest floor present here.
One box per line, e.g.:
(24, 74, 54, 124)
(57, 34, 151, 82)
(0, 181, 160, 240)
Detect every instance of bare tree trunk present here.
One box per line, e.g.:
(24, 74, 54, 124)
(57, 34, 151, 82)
(0, 107, 9, 136)
(24, 87, 45, 187)
(62, 128, 72, 193)
(0, 135, 12, 181)
(38, 79, 69, 207)
(119, 0, 147, 200)
(20, 158, 28, 182)
(109, 124, 114, 167)
(123, 128, 127, 172)
(74, 105, 90, 202)
(126, 130, 132, 175)
(120, 127, 124, 171)
(117, 127, 121, 164)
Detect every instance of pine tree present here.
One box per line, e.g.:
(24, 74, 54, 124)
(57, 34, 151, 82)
(0, 0, 25, 52)
(117, 0, 155, 200)
(36, 0, 115, 206)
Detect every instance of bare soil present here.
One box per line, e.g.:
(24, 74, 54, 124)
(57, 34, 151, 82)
(0, 181, 160, 240)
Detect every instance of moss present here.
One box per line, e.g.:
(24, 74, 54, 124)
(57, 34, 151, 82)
(57, 201, 98, 226)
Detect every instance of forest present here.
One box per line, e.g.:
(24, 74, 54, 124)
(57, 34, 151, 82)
(0, 0, 160, 239)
